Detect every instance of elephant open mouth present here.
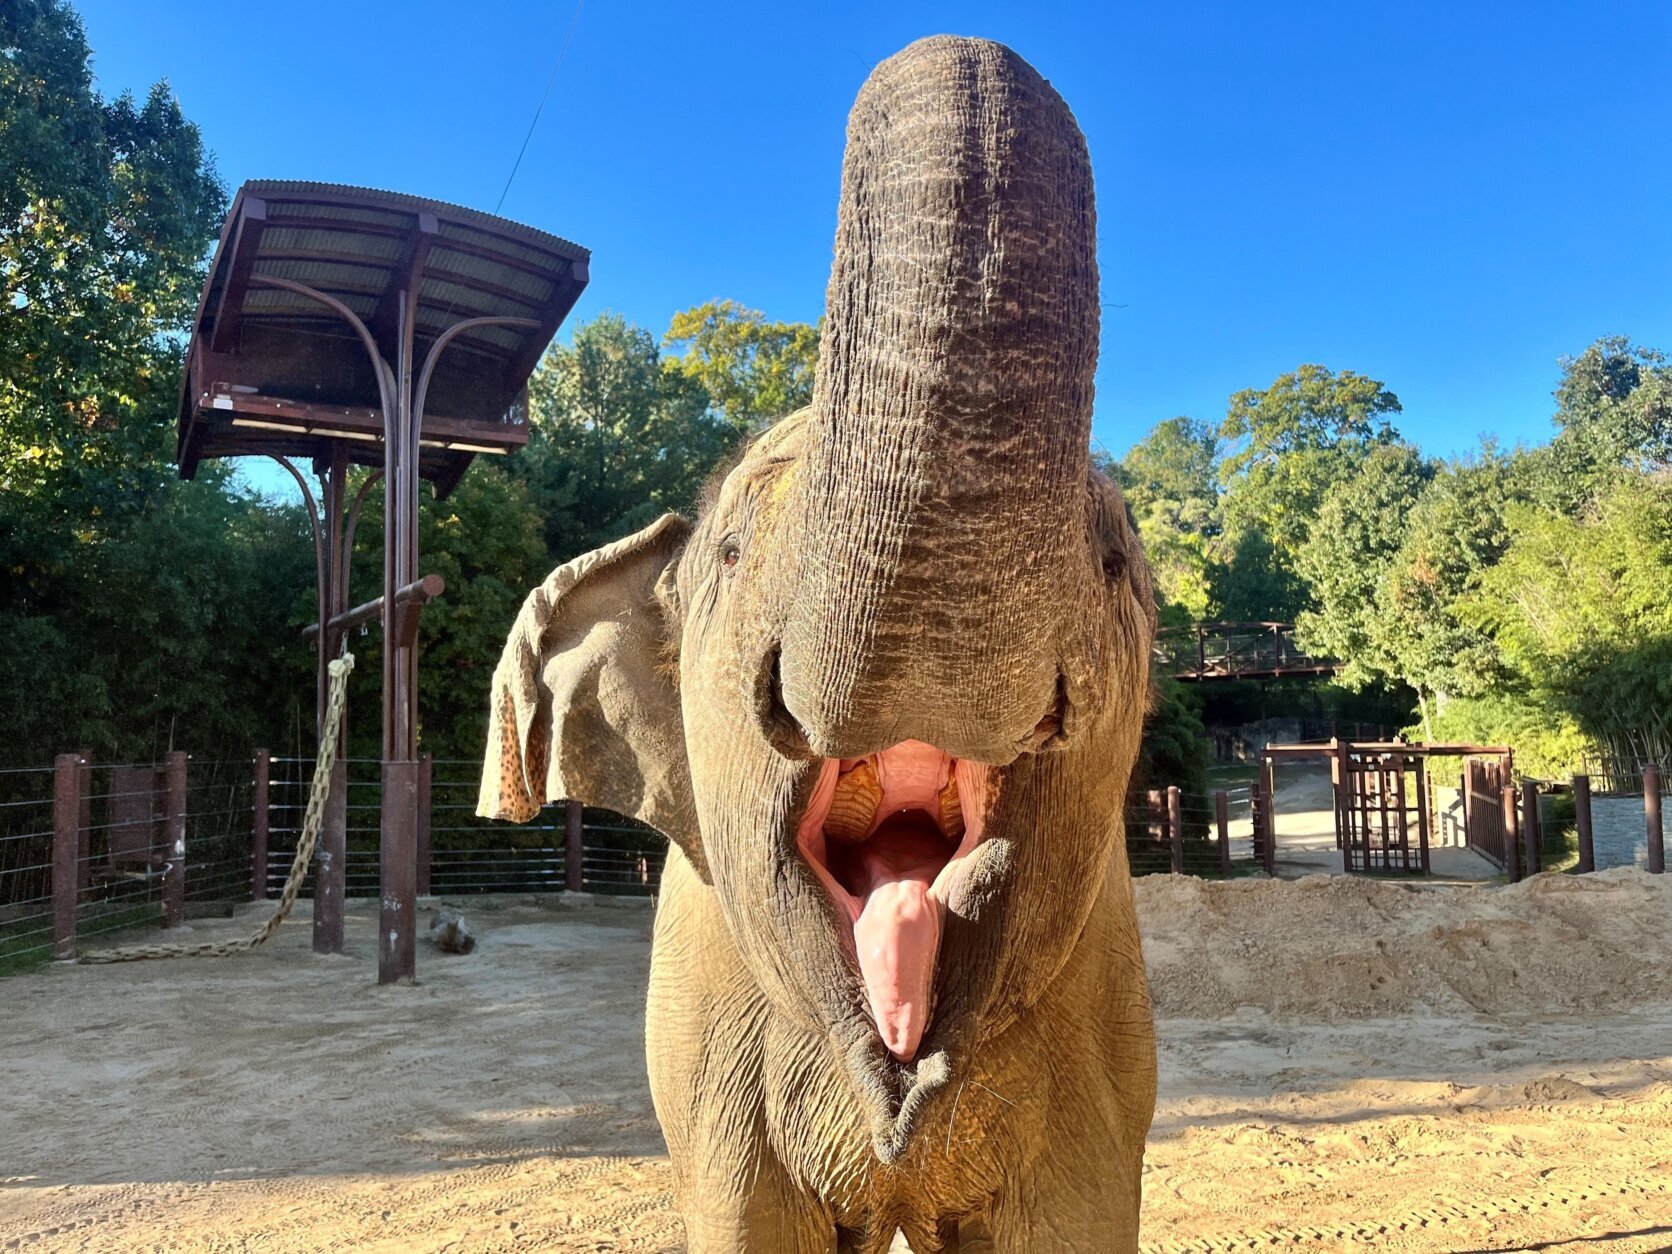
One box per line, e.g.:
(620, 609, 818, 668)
(796, 743, 994, 1063)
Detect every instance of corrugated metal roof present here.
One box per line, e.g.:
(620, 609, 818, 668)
(247, 180, 589, 264)
(177, 179, 590, 489)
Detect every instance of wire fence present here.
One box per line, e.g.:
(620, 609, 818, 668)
(1124, 785, 1256, 878)
(0, 756, 258, 974)
(261, 757, 665, 898)
(4, 747, 1273, 977)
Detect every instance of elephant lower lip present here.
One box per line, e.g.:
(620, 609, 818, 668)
(795, 744, 994, 1062)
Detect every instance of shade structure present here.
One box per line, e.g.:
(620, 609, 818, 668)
(174, 180, 589, 983)
(177, 180, 589, 497)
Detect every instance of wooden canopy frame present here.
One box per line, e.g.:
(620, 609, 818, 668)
(176, 181, 588, 982)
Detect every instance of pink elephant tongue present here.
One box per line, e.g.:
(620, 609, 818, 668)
(847, 815, 946, 1062)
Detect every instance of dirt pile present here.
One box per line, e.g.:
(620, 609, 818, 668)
(1136, 867, 1672, 1020)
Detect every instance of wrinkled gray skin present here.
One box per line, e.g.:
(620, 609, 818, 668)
(480, 36, 1157, 1252)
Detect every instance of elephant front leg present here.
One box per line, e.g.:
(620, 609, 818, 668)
(649, 854, 838, 1252)
(673, 1134, 834, 1253)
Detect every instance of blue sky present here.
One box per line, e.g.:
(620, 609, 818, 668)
(78, 0, 1672, 465)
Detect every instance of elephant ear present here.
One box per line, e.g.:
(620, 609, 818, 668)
(477, 512, 704, 879)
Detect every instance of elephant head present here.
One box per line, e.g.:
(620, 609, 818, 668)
(480, 35, 1155, 1164)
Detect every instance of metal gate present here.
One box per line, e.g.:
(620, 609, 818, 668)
(1462, 756, 1513, 871)
(1336, 747, 1430, 874)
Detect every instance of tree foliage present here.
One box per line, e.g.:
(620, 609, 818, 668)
(663, 299, 820, 432)
(517, 312, 740, 555)
(1461, 475, 1672, 770)
(1218, 364, 1403, 571)
(1110, 417, 1220, 622)
(1293, 443, 1433, 694)
(1543, 336, 1672, 507)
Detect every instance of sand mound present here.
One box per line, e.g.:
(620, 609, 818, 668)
(1136, 867, 1672, 1020)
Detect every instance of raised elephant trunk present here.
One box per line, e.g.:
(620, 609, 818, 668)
(781, 36, 1099, 764)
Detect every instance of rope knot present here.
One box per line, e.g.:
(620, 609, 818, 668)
(328, 653, 356, 679)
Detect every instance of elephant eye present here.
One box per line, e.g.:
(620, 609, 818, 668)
(720, 536, 742, 573)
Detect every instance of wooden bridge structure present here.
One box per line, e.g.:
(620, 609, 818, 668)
(1154, 621, 1339, 682)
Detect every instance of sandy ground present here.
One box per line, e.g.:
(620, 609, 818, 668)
(4, 870, 1672, 1253)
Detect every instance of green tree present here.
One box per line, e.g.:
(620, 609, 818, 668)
(663, 299, 820, 432)
(0, 0, 270, 765)
(1, 0, 224, 515)
(1461, 474, 1672, 771)
(1111, 417, 1220, 621)
(1376, 450, 1520, 733)
(518, 312, 741, 555)
(1217, 364, 1403, 571)
(1547, 337, 1672, 502)
(1293, 442, 1433, 696)
(1203, 527, 1311, 621)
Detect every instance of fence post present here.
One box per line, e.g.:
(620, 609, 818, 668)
(565, 799, 584, 892)
(1502, 784, 1521, 882)
(1215, 790, 1230, 876)
(1647, 765, 1665, 875)
(314, 756, 347, 954)
(1573, 774, 1594, 873)
(251, 749, 270, 900)
(1167, 786, 1183, 874)
(52, 753, 81, 959)
(416, 752, 433, 898)
(1414, 760, 1431, 875)
(76, 748, 92, 893)
(1262, 758, 1278, 875)
(162, 751, 187, 930)
(1521, 780, 1541, 876)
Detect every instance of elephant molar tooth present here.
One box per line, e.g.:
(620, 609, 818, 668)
(825, 759, 882, 844)
(938, 778, 964, 842)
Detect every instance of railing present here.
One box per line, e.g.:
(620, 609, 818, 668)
(1154, 622, 1339, 682)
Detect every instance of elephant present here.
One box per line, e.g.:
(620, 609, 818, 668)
(478, 35, 1158, 1252)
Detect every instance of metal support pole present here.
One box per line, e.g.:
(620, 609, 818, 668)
(1215, 790, 1230, 877)
(251, 749, 271, 900)
(162, 751, 187, 930)
(416, 753, 432, 898)
(565, 799, 584, 892)
(379, 759, 419, 983)
(52, 753, 80, 960)
(313, 757, 347, 954)
(1573, 774, 1594, 873)
(1167, 785, 1184, 874)
(1503, 784, 1521, 882)
(1646, 765, 1665, 875)
(1521, 779, 1541, 875)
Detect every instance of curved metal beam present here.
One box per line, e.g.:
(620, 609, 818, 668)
(265, 454, 329, 723)
(341, 468, 385, 602)
(413, 315, 542, 443)
(248, 274, 395, 423)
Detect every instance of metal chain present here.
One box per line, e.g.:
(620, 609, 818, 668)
(79, 653, 355, 964)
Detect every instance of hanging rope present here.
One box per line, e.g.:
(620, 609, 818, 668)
(80, 653, 355, 964)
